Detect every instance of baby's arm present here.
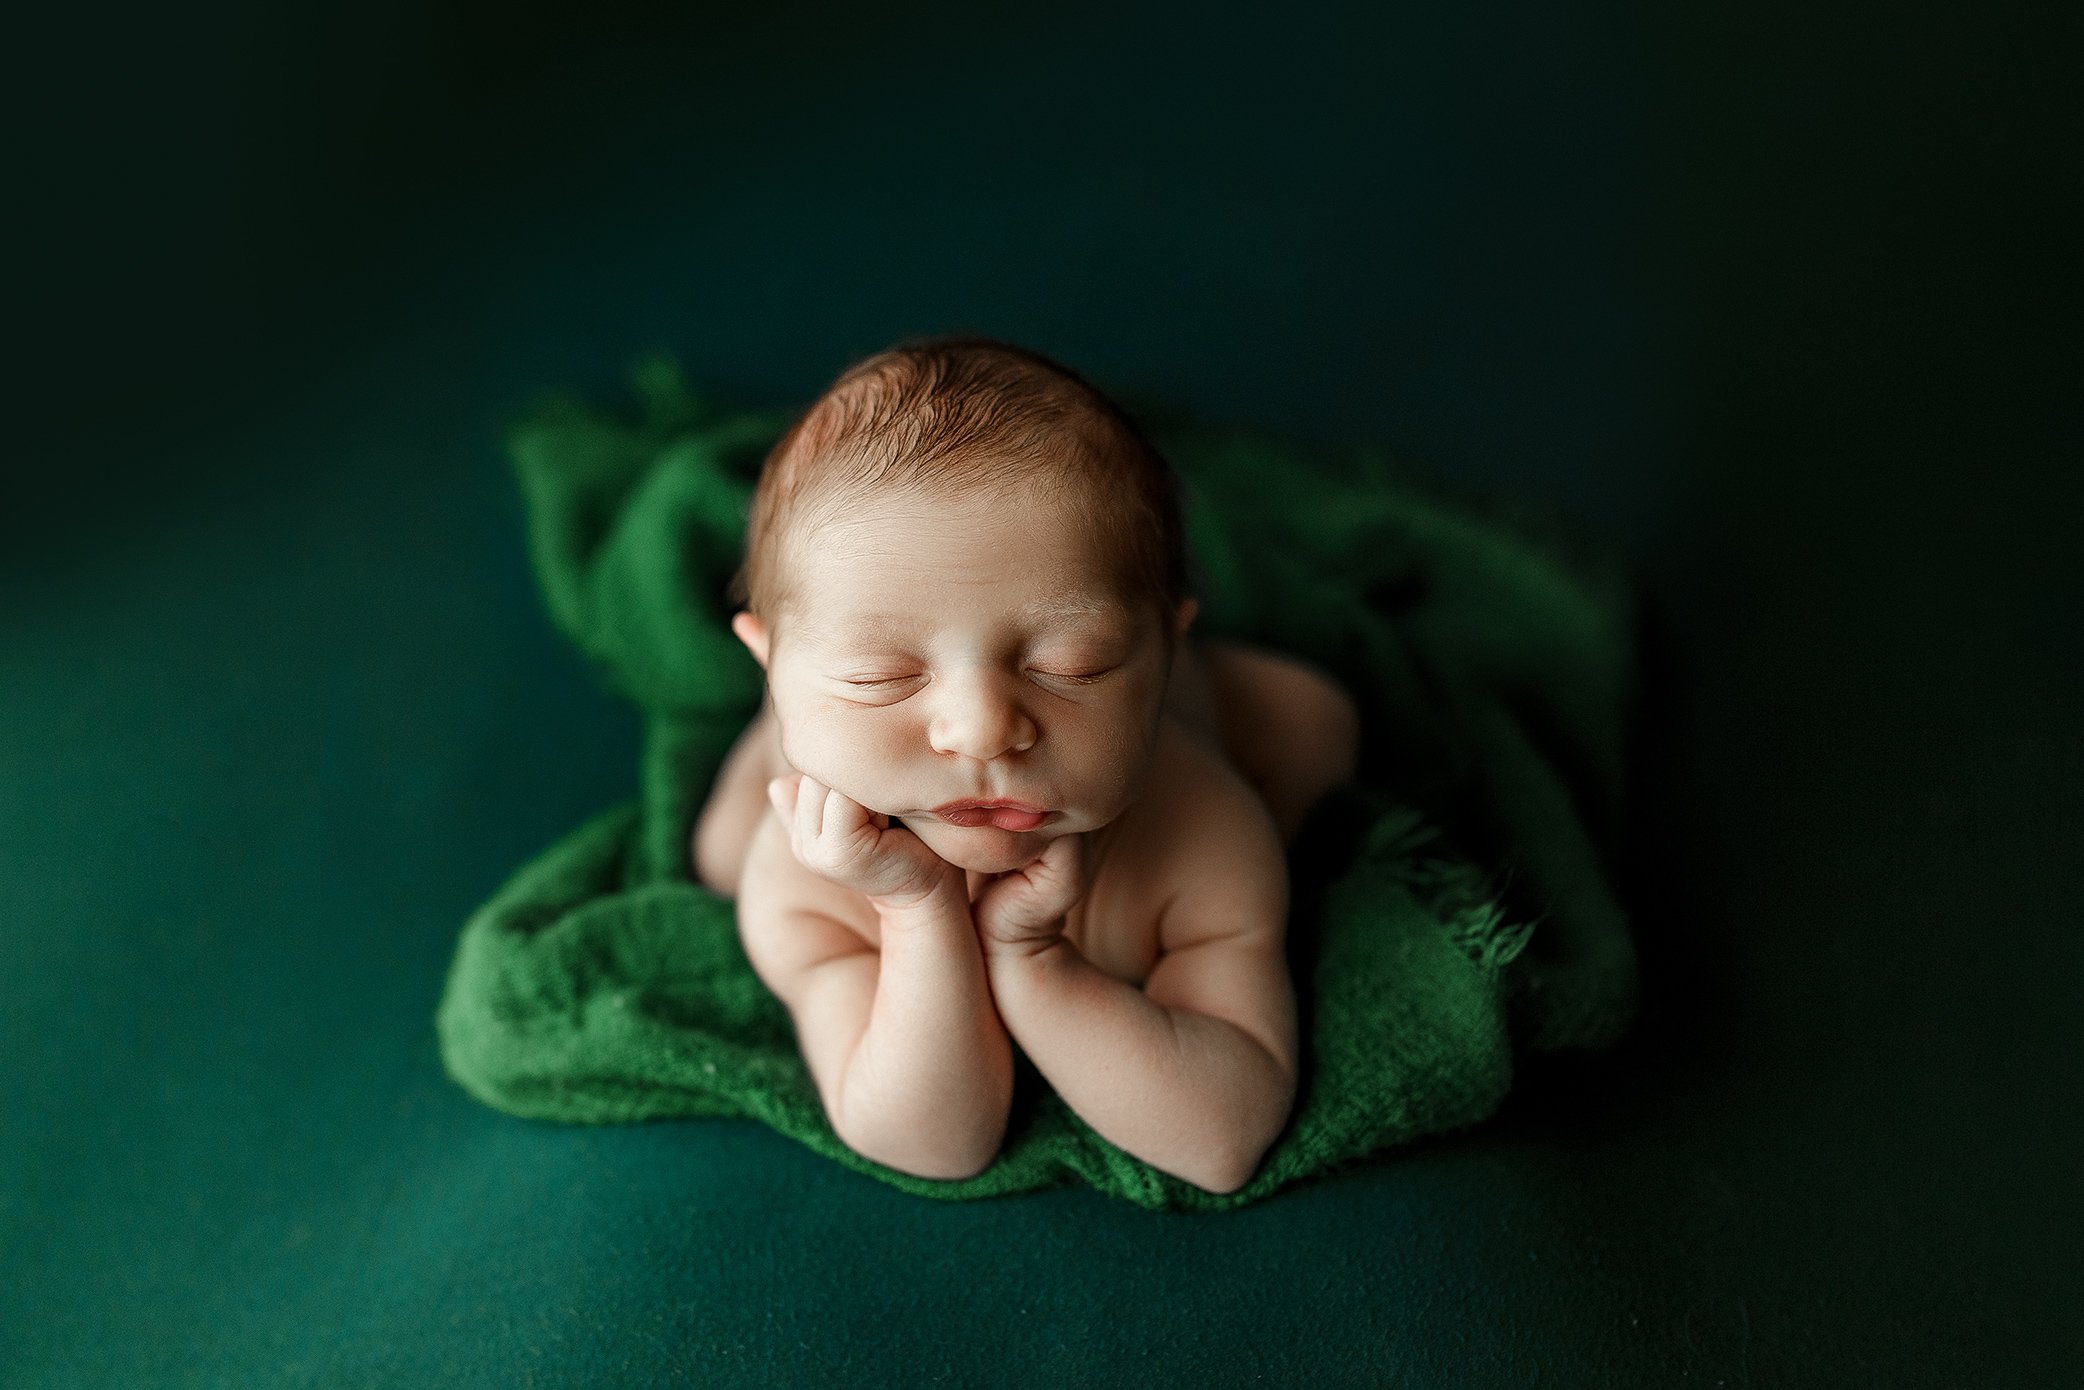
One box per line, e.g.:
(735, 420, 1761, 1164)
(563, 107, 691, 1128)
(736, 813, 1013, 1182)
(982, 783, 1299, 1195)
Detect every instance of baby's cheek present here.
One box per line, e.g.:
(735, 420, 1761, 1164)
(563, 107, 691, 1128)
(783, 722, 909, 804)
(1077, 723, 1162, 814)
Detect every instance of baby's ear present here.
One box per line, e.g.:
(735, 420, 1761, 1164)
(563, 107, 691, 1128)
(1174, 598, 1200, 639)
(730, 610, 771, 670)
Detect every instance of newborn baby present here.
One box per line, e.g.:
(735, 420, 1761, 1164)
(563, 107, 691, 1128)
(690, 337, 1361, 1194)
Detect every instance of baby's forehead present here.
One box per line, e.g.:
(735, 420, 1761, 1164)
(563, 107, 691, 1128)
(785, 591, 1156, 653)
(797, 596, 1140, 638)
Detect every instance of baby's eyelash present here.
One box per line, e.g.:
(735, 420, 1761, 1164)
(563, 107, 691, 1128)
(842, 668, 1114, 689)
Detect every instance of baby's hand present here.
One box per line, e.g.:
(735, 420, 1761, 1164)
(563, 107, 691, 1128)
(767, 773, 960, 911)
(973, 834, 1090, 961)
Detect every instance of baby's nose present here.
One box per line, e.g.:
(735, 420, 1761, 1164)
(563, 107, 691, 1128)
(928, 673, 1037, 759)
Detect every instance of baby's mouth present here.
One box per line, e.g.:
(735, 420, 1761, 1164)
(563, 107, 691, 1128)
(932, 805, 1053, 831)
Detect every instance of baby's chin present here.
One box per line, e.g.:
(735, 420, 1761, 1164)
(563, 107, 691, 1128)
(894, 815, 1078, 874)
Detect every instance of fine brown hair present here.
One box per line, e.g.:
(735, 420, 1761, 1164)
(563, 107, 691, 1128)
(726, 335, 1194, 659)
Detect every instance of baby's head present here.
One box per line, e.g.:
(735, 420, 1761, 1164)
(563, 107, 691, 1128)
(726, 336, 1200, 874)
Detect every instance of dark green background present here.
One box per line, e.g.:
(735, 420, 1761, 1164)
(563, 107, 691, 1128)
(5, 1, 2077, 1385)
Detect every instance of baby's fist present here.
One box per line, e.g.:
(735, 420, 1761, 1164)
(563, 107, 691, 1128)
(972, 833, 1090, 960)
(767, 773, 956, 909)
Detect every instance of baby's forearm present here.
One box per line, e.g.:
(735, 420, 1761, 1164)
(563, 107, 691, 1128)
(987, 941, 1290, 1194)
(836, 889, 1013, 1181)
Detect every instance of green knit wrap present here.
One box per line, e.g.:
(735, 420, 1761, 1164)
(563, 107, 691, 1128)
(434, 356, 1642, 1210)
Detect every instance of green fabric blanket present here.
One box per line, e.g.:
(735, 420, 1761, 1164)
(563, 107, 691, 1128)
(434, 356, 1642, 1210)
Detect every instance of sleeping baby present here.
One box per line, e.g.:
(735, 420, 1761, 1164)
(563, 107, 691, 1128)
(689, 336, 1362, 1194)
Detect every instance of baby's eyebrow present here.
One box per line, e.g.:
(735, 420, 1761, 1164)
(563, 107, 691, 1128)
(810, 597, 1132, 642)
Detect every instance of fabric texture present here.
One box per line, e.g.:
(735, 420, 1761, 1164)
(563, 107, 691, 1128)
(434, 355, 1643, 1210)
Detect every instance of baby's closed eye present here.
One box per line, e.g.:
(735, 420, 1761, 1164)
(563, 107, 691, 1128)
(839, 666, 1118, 690)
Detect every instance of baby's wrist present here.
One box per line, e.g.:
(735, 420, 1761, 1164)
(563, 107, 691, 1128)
(868, 878, 972, 929)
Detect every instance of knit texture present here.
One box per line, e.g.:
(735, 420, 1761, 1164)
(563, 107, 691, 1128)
(434, 355, 1643, 1210)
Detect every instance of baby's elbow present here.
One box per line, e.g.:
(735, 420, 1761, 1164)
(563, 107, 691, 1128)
(1168, 1130, 1272, 1196)
(1197, 1080, 1294, 1195)
(871, 1143, 1002, 1185)
(840, 1116, 1004, 1184)
(1192, 1145, 1268, 1197)
(1190, 1169, 1250, 1197)
(927, 1148, 1001, 1184)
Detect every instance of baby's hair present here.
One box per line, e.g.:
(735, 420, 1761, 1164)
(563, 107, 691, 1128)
(727, 334, 1194, 659)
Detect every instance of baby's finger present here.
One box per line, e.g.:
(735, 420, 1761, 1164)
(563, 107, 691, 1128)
(828, 789, 875, 836)
(764, 777, 788, 836)
(797, 775, 829, 840)
(822, 785, 882, 852)
(770, 773, 818, 844)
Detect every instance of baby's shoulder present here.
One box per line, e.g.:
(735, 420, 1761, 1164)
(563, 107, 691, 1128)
(1112, 720, 1290, 954)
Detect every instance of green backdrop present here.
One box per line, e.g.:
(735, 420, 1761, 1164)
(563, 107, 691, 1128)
(4, 1, 2075, 1384)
